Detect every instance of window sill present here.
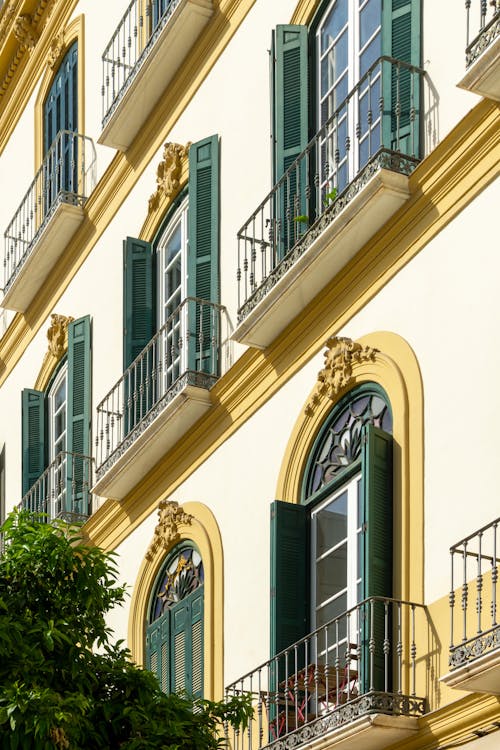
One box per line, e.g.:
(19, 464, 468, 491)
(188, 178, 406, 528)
(281, 713, 419, 750)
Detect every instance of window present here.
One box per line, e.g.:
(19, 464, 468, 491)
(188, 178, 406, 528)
(146, 543, 204, 697)
(122, 135, 219, 429)
(270, 386, 393, 662)
(271, 0, 421, 221)
(43, 42, 79, 202)
(21, 316, 91, 520)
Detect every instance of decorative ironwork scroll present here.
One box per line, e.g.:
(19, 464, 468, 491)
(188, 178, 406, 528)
(150, 546, 204, 621)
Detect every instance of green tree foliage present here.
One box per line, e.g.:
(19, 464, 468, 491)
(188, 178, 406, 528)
(0, 512, 251, 749)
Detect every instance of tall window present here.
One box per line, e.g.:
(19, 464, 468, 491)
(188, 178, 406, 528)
(146, 544, 204, 697)
(43, 42, 78, 202)
(270, 386, 393, 658)
(21, 317, 91, 521)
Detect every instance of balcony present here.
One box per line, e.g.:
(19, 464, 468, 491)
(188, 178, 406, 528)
(233, 57, 424, 349)
(18, 451, 96, 524)
(442, 517, 500, 694)
(458, 0, 500, 100)
(99, 0, 213, 150)
(2, 131, 96, 312)
(94, 297, 229, 500)
(226, 597, 426, 750)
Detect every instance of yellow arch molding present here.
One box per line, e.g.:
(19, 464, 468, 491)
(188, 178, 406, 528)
(275, 331, 424, 604)
(127, 500, 224, 701)
(34, 15, 85, 172)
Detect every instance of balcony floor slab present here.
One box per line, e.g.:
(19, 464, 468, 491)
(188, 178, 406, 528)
(458, 33, 500, 100)
(93, 379, 212, 500)
(99, 0, 213, 151)
(2, 200, 84, 312)
(441, 641, 500, 694)
(268, 713, 419, 750)
(233, 166, 411, 350)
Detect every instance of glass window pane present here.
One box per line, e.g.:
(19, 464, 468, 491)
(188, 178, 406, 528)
(316, 491, 348, 556)
(316, 543, 347, 605)
(317, 592, 347, 632)
(166, 222, 182, 264)
(360, 0, 381, 48)
(321, 0, 348, 54)
(359, 33, 381, 77)
(54, 380, 66, 411)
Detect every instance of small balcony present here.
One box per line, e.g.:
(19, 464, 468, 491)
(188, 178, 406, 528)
(233, 57, 424, 349)
(99, 0, 213, 150)
(18, 451, 96, 524)
(2, 130, 96, 312)
(226, 598, 427, 750)
(94, 297, 229, 500)
(458, 0, 500, 99)
(442, 517, 500, 694)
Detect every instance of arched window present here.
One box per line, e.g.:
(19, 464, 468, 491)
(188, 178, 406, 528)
(271, 385, 393, 658)
(145, 543, 204, 698)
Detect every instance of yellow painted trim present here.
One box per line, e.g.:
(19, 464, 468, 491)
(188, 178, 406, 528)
(0, 0, 77, 156)
(34, 15, 85, 171)
(275, 332, 424, 604)
(127, 501, 224, 701)
(290, 0, 319, 24)
(81, 99, 500, 557)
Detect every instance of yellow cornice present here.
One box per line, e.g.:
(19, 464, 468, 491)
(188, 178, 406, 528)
(0, 0, 77, 154)
(82, 98, 500, 553)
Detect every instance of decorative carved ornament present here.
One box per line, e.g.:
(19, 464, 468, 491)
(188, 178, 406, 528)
(47, 30, 64, 67)
(145, 500, 193, 562)
(148, 142, 191, 212)
(305, 336, 378, 416)
(13, 13, 39, 48)
(46, 313, 74, 359)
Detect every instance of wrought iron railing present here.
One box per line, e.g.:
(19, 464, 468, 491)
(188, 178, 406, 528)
(3, 130, 96, 295)
(101, 0, 180, 126)
(449, 517, 500, 668)
(236, 56, 424, 323)
(95, 297, 229, 475)
(465, 0, 500, 67)
(18, 451, 95, 524)
(225, 597, 427, 750)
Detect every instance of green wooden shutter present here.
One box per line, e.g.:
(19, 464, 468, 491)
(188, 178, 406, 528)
(21, 389, 46, 496)
(360, 424, 393, 693)
(270, 500, 308, 658)
(123, 237, 154, 371)
(190, 587, 204, 699)
(273, 25, 308, 182)
(146, 614, 170, 693)
(382, 0, 421, 157)
(66, 316, 91, 518)
(273, 26, 309, 258)
(170, 587, 204, 698)
(187, 136, 219, 375)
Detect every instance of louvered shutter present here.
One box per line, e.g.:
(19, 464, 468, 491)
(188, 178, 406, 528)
(123, 237, 155, 432)
(169, 586, 204, 698)
(382, 0, 421, 157)
(270, 501, 308, 659)
(187, 136, 219, 375)
(190, 587, 204, 699)
(360, 424, 393, 693)
(146, 615, 168, 690)
(21, 389, 46, 497)
(273, 26, 308, 258)
(66, 316, 91, 517)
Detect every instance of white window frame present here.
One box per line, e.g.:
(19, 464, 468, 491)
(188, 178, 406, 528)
(48, 362, 68, 517)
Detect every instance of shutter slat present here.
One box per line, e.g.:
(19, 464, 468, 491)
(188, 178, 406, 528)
(67, 316, 91, 516)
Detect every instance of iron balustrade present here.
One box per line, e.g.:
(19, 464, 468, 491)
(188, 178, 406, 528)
(18, 451, 95, 524)
(225, 597, 427, 750)
(449, 517, 500, 668)
(95, 296, 227, 472)
(101, 0, 180, 126)
(236, 56, 424, 322)
(3, 130, 96, 294)
(465, 0, 500, 67)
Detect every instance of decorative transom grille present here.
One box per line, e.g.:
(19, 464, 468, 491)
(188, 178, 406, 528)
(150, 546, 204, 622)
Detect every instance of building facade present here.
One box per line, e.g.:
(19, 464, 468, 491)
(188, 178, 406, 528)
(0, 0, 499, 748)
